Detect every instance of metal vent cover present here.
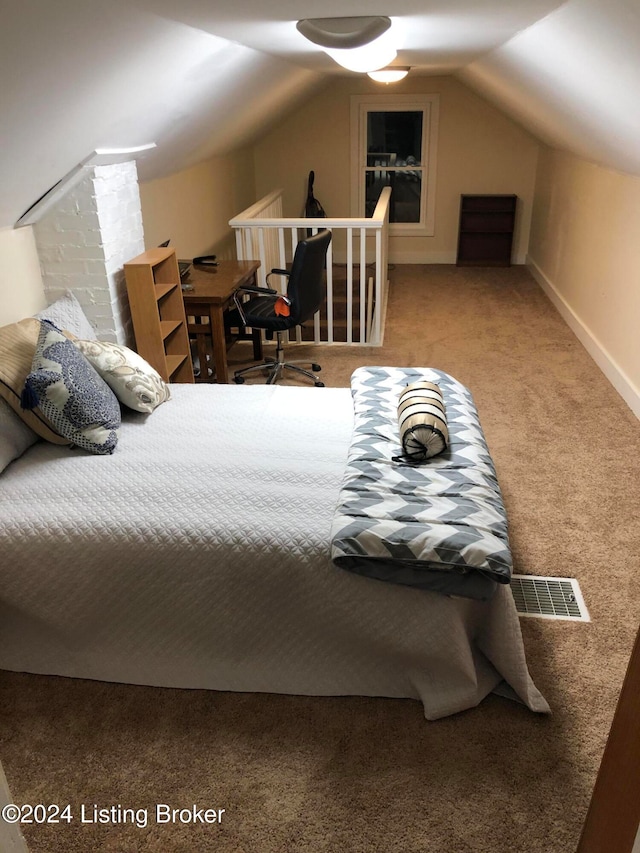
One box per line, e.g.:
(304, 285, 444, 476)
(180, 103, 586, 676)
(511, 575, 590, 622)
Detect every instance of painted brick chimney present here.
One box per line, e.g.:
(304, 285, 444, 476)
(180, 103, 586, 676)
(33, 160, 145, 344)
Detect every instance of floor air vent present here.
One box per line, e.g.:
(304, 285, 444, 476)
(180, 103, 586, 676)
(511, 576, 590, 622)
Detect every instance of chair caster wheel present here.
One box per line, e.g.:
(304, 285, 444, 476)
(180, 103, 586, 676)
(311, 364, 321, 372)
(234, 376, 245, 384)
(315, 381, 325, 387)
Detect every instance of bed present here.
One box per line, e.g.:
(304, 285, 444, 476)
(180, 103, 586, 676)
(0, 300, 549, 720)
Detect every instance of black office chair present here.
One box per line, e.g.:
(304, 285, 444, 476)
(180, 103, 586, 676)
(230, 229, 332, 386)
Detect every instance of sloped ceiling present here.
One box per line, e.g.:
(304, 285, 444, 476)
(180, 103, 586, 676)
(0, 0, 325, 228)
(2, 0, 639, 229)
(460, 0, 640, 177)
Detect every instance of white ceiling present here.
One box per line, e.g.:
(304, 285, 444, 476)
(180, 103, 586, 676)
(1, 0, 639, 229)
(127, 0, 566, 74)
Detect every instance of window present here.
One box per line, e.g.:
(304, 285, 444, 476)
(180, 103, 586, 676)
(350, 94, 439, 235)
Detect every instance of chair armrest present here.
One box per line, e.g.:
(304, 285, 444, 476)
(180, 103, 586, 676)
(266, 268, 291, 286)
(236, 285, 278, 296)
(232, 285, 277, 325)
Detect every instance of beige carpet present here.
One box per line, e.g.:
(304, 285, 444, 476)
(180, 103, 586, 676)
(2, 264, 639, 853)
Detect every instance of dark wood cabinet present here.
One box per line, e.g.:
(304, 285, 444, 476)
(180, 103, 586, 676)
(456, 194, 517, 267)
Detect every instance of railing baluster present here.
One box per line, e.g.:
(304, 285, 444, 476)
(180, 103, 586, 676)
(257, 228, 267, 288)
(290, 229, 301, 343)
(277, 228, 286, 270)
(374, 226, 382, 345)
(359, 227, 367, 344)
(325, 239, 333, 344)
(346, 227, 353, 345)
(367, 274, 374, 344)
(229, 187, 391, 348)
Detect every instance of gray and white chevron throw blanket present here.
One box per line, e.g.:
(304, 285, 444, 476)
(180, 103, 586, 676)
(330, 366, 512, 600)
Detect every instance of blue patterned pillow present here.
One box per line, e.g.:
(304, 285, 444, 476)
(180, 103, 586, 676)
(21, 320, 120, 455)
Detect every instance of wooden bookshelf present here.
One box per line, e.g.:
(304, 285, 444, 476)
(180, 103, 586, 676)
(456, 194, 517, 267)
(124, 248, 194, 383)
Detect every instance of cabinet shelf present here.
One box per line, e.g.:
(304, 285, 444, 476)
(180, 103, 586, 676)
(124, 248, 194, 384)
(166, 354, 189, 376)
(155, 282, 178, 301)
(160, 319, 182, 340)
(456, 194, 517, 267)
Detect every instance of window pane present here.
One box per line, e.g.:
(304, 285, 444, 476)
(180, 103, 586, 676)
(365, 170, 422, 222)
(366, 111, 423, 165)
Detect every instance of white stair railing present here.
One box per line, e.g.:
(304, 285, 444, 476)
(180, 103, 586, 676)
(229, 187, 390, 346)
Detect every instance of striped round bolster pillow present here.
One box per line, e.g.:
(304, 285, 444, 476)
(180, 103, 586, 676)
(396, 381, 449, 462)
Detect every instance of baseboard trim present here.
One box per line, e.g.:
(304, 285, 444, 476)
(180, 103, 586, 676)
(527, 255, 640, 419)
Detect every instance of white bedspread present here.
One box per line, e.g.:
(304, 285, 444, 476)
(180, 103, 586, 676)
(0, 384, 548, 720)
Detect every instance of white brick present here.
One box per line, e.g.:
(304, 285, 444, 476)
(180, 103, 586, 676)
(33, 220, 63, 241)
(37, 245, 64, 265)
(65, 184, 96, 210)
(48, 260, 88, 277)
(38, 228, 94, 249)
(49, 211, 99, 232)
(83, 259, 110, 276)
(60, 244, 106, 262)
(84, 288, 114, 306)
(33, 161, 144, 344)
(42, 287, 71, 304)
(42, 273, 74, 289)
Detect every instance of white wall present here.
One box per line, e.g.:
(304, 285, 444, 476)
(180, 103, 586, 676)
(139, 148, 257, 261)
(0, 227, 45, 326)
(528, 146, 640, 417)
(253, 75, 540, 264)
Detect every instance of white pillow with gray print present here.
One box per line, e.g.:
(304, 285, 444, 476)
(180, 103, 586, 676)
(74, 340, 171, 414)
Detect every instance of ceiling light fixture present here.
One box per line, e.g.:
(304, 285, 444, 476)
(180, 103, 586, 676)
(325, 36, 396, 73)
(296, 16, 397, 73)
(296, 16, 391, 49)
(367, 66, 410, 84)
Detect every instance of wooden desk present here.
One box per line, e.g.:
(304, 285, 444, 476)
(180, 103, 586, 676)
(182, 260, 261, 384)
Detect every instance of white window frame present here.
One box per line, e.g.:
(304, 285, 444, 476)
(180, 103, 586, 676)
(350, 93, 439, 236)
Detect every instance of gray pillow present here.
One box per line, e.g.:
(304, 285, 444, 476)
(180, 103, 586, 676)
(34, 290, 97, 340)
(0, 397, 38, 473)
(21, 320, 120, 455)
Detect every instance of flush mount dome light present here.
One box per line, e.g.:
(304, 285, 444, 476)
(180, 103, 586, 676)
(367, 66, 410, 84)
(296, 16, 397, 73)
(296, 16, 391, 49)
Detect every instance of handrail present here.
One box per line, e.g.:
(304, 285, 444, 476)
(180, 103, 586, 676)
(231, 216, 383, 228)
(229, 187, 391, 346)
(230, 188, 283, 222)
(230, 187, 391, 229)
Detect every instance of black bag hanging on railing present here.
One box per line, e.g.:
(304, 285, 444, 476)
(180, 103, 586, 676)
(304, 170, 326, 238)
(304, 171, 326, 217)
